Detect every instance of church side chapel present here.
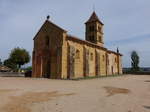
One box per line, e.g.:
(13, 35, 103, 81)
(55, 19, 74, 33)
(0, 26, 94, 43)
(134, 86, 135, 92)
(32, 11, 123, 79)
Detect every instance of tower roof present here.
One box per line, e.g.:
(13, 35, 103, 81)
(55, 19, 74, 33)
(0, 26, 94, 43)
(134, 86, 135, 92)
(85, 11, 104, 25)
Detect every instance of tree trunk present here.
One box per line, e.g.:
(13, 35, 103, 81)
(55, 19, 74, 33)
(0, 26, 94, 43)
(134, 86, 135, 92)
(18, 64, 21, 73)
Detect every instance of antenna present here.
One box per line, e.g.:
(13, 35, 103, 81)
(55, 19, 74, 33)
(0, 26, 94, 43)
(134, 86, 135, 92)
(93, 4, 95, 12)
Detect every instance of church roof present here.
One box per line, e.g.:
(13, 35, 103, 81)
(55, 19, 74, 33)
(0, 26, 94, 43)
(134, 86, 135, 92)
(85, 11, 104, 25)
(67, 34, 122, 56)
(47, 20, 67, 32)
(67, 34, 107, 50)
(33, 20, 67, 40)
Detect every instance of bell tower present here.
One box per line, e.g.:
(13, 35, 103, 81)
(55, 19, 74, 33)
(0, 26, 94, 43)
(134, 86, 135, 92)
(85, 11, 104, 47)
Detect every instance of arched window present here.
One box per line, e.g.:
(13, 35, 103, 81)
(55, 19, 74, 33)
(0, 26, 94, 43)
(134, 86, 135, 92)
(89, 35, 94, 42)
(76, 50, 80, 59)
(90, 53, 93, 61)
(103, 55, 105, 61)
(45, 36, 49, 47)
(115, 57, 117, 63)
(89, 25, 94, 32)
(99, 36, 102, 42)
(108, 60, 109, 65)
(98, 26, 101, 32)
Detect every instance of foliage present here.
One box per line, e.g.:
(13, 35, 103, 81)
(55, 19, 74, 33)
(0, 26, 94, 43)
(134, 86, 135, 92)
(131, 51, 140, 71)
(25, 66, 32, 71)
(3, 58, 17, 70)
(9, 47, 30, 68)
(0, 59, 2, 65)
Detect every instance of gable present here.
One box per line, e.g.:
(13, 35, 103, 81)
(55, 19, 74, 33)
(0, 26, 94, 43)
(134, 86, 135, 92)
(33, 20, 67, 40)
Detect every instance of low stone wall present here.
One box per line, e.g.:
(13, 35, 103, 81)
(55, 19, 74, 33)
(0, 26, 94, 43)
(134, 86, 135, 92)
(123, 71, 150, 75)
(0, 72, 24, 77)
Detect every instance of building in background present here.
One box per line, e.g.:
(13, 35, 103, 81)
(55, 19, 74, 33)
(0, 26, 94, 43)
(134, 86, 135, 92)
(0, 65, 12, 72)
(32, 11, 123, 79)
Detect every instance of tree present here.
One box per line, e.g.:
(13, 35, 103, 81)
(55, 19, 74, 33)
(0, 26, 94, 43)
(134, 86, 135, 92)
(9, 47, 30, 69)
(131, 51, 140, 71)
(25, 66, 32, 71)
(0, 59, 2, 65)
(3, 58, 17, 70)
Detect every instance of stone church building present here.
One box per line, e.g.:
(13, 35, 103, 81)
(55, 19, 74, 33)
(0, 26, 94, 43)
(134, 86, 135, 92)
(32, 11, 123, 79)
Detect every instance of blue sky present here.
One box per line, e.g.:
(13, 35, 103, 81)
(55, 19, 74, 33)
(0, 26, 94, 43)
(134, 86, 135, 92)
(0, 0, 150, 67)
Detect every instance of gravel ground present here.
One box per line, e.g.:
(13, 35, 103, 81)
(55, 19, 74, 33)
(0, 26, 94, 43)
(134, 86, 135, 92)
(0, 75, 150, 112)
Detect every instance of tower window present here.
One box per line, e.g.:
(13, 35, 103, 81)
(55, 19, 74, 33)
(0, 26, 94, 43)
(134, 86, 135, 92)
(98, 26, 101, 32)
(89, 26, 94, 32)
(89, 36, 94, 42)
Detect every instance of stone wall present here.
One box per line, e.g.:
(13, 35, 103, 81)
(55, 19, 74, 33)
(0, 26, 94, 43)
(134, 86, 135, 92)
(119, 55, 123, 74)
(61, 37, 122, 79)
(67, 41, 84, 78)
(64, 38, 110, 79)
(32, 20, 65, 78)
(107, 52, 122, 75)
(32, 20, 123, 79)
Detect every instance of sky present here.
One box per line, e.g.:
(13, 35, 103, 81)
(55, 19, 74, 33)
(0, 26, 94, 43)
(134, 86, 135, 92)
(0, 0, 150, 67)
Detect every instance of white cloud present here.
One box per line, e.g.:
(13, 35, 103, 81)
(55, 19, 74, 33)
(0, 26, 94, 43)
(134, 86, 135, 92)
(0, 0, 150, 67)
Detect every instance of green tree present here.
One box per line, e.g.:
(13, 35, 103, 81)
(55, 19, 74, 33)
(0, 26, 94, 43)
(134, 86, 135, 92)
(9, 47, 30, 69)
(0, 59, 2, 65)
(131, 51, 140, 71)
(25, 66, 32, 71)
(3, 58, 17, 70)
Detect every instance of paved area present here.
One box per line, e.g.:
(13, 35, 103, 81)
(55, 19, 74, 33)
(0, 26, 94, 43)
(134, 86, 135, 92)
(0, 75, 150, 112)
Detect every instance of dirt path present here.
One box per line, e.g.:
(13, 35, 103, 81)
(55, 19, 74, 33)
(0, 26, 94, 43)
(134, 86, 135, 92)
(0, 75, 150, 112)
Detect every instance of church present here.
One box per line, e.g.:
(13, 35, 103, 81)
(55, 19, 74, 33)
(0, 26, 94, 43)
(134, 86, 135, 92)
(32, 11, 123, 79)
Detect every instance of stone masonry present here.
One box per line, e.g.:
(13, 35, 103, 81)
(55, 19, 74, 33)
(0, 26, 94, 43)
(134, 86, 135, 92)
(32, 11, 123, 79)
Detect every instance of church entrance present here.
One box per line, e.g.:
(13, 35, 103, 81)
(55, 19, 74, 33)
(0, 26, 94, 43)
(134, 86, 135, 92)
(111, 66, 114, 75)
(45, 61, 51, 78)
(42, 60, 51, 78)
(42, 56, 51, 78)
